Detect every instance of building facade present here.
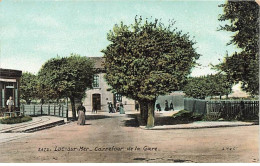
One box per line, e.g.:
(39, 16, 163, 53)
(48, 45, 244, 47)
(83, 57, 135, 112)
(0, 68, 22, 110)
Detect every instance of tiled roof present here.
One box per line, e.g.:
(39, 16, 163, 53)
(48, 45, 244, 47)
(88, 57, 105, 69)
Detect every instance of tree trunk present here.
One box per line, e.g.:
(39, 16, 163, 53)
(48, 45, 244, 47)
(139, 100, 144, 118)
(139, 100, 148, 124)
(146, 100, 155, 128)
(70, 97, 76, 120)
(26, 99, 31, 105)
(41, 99, 45, 105)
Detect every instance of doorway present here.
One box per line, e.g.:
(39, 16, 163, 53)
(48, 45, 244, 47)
(5, 88, 14, 107)
(92, 94, 101, 110)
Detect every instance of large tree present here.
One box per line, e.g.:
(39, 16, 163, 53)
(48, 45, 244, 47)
(20, 72, 39, 104)
(102, 17, 200, 127)
(38, 54, 95, 119)
(217, 0, 259, 96)
(183, 74, 233, 99)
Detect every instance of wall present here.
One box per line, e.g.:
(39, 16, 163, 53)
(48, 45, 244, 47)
(83, 73, 135, 112)
(156, 92, 185, 111)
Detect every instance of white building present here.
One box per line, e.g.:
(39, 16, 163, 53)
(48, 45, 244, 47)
(83, 57, 135, 112)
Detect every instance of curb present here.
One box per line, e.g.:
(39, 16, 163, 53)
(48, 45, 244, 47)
(24, 120, 65, 133)
(135, 114, 257, 130)
(2, 120, 65, 133)
(139, 123, 256, 130)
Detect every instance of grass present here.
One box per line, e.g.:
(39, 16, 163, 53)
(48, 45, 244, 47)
(172, 110, 203, 121)
(0, 116, 32, 124)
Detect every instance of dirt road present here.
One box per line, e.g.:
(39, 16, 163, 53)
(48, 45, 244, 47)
(0, 112, 259, 163)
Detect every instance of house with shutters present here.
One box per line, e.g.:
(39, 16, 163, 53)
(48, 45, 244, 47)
(83, 57, 135, 112)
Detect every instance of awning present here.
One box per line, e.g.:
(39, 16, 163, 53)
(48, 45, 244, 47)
(0, 78, 17, 82)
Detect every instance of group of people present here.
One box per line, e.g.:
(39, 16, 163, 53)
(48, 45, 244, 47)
(108, 101, 125, 114)
(156, 100, 174, 112)
(76, 101, 127, 125)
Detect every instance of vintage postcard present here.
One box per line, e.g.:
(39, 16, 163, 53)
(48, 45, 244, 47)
(0, 0, 259, 163)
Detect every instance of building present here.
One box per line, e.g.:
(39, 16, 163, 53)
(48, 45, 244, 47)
(83, 57, 135, 112)
(0, 68, 22, 110)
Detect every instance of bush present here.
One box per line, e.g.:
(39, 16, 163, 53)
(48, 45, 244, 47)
(0, 116, 32, 124)
(172, 110, 203, 121)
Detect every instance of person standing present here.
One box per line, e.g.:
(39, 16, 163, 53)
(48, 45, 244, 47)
(119, 102, 125, 114)
(77, 102, 86, 125)
(165, 100, 169, 111)
(92, 103, 98, 114)
(135, 102, 139, 111)
(6, 96, 14, 112)
(116, 102, 120, 112)
(170, 101, 174, 111)
(108, 101, 113, 113)
(156, 103, 161, 112)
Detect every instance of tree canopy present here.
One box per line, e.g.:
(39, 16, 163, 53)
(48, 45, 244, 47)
(217, 0, 259, 95)
(20, 72, 39, 104)
(102, 16, 200, 127)
(183, 74, 233, 99)
(38, 54, 95, 119)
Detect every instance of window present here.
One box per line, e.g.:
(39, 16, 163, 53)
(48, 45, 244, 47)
(115, 93, 122, 102)
(5, 82, 14, 87)
(93, 74, 99, 88)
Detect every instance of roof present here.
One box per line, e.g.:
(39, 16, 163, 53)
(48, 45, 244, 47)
(0, 68, 22, 79)
(88, 57, 105, 69)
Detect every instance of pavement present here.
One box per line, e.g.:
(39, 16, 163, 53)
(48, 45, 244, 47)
(139, 110, 256, 130)
(0, 116, 65, 133)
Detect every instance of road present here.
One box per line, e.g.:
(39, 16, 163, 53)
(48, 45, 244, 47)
(0, 112, 259, 163)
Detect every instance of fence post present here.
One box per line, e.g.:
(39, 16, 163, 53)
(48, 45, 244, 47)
(48, 104, 50, 115)
(66, 105, 69, 121)
(59, 105, 61, 117)
(206, 101, 209, 115)
(41, 104, 43, 115)
(54, 105, 56, 116)
(23, 104, 25, 115)
(33, 105, 35, 116)
(61, 105, 63, 116)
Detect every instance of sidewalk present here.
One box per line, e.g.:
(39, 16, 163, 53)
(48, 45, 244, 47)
(138, 110, 256, 130)
(0, 116, 65, 133)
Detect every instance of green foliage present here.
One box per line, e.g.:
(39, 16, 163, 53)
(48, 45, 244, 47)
(38, 54, 95, 100)
(38, 54, 95, 119)
(183, 74, 233, 99)
(172, 110, 203, 121)
(20, 72, 39, 104)
(217, 1, 259, 95)
(102, 16, 200, 102)
(0, 116, 32, 124)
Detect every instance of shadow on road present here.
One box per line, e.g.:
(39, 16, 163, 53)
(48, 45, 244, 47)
(123, 114, 193, 127)
(123, 114, 140, 127)
(154, 116, 193, 126)
(85, 115, 114, 120)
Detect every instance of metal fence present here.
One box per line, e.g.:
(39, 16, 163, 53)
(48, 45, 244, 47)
(20, 104, 68, 118)
(184, 98, 207, 114)
(206, 100, 259, 119)
(184, 98, 259, 119)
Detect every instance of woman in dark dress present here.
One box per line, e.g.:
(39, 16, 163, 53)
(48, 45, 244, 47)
(77, 102, 86, 125)
(170, 101, 174, 111)
(165, 100, 169, 111)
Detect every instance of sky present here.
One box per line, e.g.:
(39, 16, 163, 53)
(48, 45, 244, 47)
(0, 0, 238, 76)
